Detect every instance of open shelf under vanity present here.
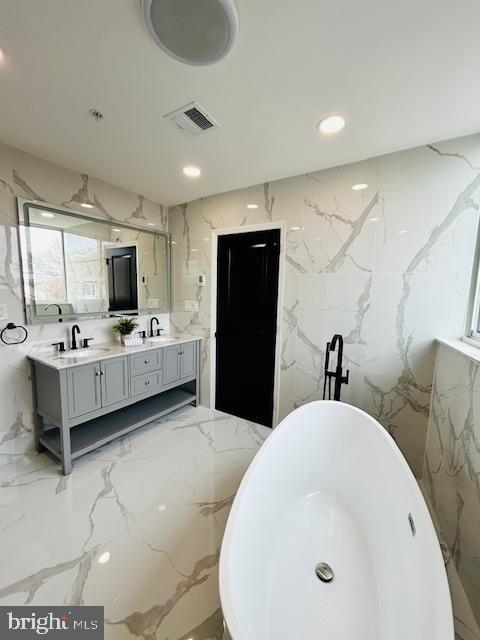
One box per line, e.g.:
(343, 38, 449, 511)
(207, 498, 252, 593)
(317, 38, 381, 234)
(40, 386, 196, 462)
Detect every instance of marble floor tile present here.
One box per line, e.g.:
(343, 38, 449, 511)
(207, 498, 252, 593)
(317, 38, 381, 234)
(0, 405, 270, 639)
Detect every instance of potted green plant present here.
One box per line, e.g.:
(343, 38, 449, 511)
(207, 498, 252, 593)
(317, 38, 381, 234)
(112, 317, 138, 345)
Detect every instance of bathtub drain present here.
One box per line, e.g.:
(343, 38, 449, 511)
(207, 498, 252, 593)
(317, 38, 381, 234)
(315, 562, 334, 583)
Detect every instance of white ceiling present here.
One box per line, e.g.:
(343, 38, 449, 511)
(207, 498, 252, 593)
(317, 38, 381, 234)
(1, 0, 480, 205)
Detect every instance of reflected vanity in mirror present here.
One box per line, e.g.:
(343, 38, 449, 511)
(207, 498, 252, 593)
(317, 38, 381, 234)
(17, 199, 170, 324)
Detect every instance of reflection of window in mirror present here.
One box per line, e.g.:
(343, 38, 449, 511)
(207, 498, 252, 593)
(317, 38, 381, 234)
(64, 233, 107, 314)
(29, 227, 67, 305)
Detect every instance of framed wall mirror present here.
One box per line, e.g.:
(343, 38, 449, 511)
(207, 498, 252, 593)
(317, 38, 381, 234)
(17, 199, 170, 325)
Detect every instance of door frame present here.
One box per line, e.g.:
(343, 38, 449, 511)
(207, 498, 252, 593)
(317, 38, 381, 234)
(209, 221, 286, 427)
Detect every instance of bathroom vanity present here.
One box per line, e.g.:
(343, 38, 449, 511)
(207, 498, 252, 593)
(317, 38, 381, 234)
(29, 336, 200, 474)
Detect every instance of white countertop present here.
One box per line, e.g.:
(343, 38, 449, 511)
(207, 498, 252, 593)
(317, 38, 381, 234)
(28, 335, 201, 370)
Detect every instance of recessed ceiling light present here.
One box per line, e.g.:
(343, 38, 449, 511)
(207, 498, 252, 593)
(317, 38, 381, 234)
(81, 202, 94, 209)
(183, 166, 201, 178)
(370, 217, 379, 222)
(246, 204, 258, 209)
(98, 552, 110, 564)
(112, 228, 121, 232)
(147, 222, 156, 227)
(317, 115, 346, 135)
(40, 212, 55, 218)
(352, 183, 368, 191)
(398, 229, 408, 234)
(171, 240, 177, 245)
(291, 226, 301, 231)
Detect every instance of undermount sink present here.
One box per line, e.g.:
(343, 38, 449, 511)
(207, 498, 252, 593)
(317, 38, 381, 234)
(147, 335, 180, 343)
(58, 348, 111, 359)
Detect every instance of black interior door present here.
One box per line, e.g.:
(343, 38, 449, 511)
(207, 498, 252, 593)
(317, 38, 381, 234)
(106, 245, 138, 311)
(215, 229, 280, 427)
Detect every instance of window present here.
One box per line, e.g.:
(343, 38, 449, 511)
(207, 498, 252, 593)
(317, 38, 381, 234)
(468, 247, 480, 341)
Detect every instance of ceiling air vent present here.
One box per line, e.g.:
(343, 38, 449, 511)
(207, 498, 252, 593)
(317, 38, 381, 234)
(164, 102, 219, 136)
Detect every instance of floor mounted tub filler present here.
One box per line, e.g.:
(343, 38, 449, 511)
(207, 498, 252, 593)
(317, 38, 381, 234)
(219, 401, 453, 640)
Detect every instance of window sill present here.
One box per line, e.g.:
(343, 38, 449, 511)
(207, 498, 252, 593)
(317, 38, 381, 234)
(436, 337, 480, 365)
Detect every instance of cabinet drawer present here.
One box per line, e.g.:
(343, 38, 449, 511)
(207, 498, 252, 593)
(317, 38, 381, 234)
(131, 370, 162, 397)
(130, 350, 162, 375)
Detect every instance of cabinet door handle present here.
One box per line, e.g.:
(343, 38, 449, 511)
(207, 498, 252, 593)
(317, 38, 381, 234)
(145, 380, 150, 386)
(144, 359, 149, 364)
(101, 370, 105, 375)
(95, 371, 101, 377)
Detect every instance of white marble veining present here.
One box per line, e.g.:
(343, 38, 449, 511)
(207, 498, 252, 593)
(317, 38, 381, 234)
(423, 343, 480, 637)
(0, 141, 168, 458)
(29, 336, 200, 370)
(420, 480, 480, 640)
(169, 134, 480, 476)
(0, 404, 269, 639)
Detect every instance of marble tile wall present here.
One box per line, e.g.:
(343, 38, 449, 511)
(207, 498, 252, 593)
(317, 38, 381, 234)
(0, 142, 168, 459)
(424, 343, 480, 635)
(169, 133, 480, 476)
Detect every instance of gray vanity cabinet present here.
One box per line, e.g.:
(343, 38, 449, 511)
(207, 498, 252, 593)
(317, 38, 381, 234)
(163, 345, 181, 385)
(180, 341, 196, 379)
(66, 356, 128, 418)
(163, 342, 197, 385)
(30, 339, 200, 475)
(67, 362, 102, 419)
(101, 357, 129, 407)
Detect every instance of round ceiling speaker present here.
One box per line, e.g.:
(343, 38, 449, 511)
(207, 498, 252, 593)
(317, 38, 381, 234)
(143, 0, 238, 66)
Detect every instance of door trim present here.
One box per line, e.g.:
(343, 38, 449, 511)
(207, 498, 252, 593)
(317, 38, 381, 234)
(210, 221, 286, 427)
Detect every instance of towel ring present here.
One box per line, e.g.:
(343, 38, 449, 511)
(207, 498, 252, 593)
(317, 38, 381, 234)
(0, 322, 28, 345)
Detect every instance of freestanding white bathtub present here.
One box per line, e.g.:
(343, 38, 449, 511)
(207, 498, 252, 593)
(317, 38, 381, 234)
(219, 401, 453, 640)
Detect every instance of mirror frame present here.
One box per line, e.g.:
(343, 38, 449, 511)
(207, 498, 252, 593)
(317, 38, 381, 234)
(17, 197, 171, 325)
